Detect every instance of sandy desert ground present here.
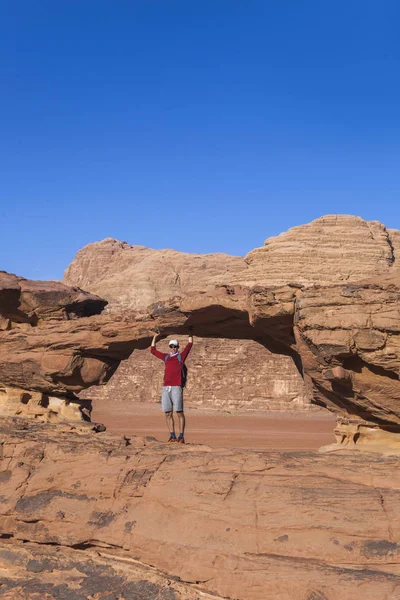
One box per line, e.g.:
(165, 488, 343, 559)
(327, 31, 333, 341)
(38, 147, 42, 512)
(92, 401, 336, 450)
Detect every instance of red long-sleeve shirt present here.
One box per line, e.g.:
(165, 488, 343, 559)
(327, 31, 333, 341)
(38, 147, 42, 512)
(150, 343, 193, 386)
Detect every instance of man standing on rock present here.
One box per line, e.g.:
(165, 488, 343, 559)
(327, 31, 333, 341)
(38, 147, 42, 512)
(150, 330, 193, 443)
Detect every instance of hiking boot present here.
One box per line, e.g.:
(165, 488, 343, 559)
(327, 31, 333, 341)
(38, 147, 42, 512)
(167, 435, 177, 443)
(177, 435, 185, 444)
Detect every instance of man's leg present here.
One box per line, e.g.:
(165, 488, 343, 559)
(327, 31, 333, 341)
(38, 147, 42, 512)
(176, 411, 185, 441)
(161, 387, 176, 442)
(171, 386, 185, 443)
(165, 411, 176, 440)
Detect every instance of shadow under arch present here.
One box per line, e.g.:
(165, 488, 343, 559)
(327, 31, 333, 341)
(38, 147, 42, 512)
(138, 298, 306, 394)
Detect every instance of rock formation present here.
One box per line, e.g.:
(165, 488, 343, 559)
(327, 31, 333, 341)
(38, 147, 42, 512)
(65, 238, 301, 416)
(1, 417, 400, 599)
(2, 215, 400, 447)
(64, 215, 399, 415)
(245, 214, 397, 285)
(4, 262, 400, 451)
(63, 239, 249, 311)
(64, 215, 399, 297)
(0, 271, 139, 422)
(295, 274, 400, 451)
(0, 539, 215, 600)
(2, 215, 400, 598)
(142, 279, 400, 451)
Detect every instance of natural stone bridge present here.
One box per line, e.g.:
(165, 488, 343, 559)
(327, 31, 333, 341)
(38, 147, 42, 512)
(1, 270, 400, 452)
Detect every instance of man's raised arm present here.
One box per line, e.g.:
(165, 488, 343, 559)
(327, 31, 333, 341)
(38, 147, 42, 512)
(150, 333, 167, 360)
(181, 329, 194, 361)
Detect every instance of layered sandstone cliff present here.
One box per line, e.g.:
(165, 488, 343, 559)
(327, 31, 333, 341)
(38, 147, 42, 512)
(246, 214, 397, 285)
(64, 215, 399, 414)
(64, 215, 399, 297)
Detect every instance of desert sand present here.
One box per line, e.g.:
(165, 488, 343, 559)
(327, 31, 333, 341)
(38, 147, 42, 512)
(92, 401, 336, 450)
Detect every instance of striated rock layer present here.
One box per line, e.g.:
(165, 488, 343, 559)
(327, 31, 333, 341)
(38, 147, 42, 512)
(143, 278, 400, 451)
(63, 239, 249, 311)
(1, 418, 400, 599)
(64, 215, 400, 297)
(65, 215, 399, 415)
(245, 214, 398, 286)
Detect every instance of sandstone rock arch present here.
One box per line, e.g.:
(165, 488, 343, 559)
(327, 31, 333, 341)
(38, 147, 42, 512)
(149, 279, 400, 451)
(2, 268, 400, 452)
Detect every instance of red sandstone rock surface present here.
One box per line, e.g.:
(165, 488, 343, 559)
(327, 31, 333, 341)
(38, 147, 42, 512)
(0, 540, 216, 600)
(1, 418, 400, 599)
(3, 263, 400, 450)
(64, 216, 400, 298)
(64, 239, 248, 311)
(144, 279, 400, 450)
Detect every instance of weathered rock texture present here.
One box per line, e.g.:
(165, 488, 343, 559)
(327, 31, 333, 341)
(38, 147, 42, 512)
(64, 239, 248, 310)
(0, 539, 218, 600)
(295, 274, 400, 451)
(246, 214, 397, 285)
(64, 216, 400, 297)
(0, 385, 92, 422)
(0, 270, 106, 324)
(65, 215, 399, 414)
(143, 278, 400, 451)
(1, 418, 400, 599)
(0, 271, 139, 422)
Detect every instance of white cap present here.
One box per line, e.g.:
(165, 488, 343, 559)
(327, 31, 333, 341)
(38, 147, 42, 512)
(169, 339, 179, 347)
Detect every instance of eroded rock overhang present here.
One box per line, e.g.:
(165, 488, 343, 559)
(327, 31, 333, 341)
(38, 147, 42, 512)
(147, 279, 400, 435)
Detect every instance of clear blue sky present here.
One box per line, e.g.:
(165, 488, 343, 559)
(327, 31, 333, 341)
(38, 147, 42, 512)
(1, 1, 399, 280)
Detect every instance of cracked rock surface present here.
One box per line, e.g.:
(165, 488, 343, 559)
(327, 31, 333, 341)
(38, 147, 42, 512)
(0, 538, 222, 599)
(2, 418, 400, 599)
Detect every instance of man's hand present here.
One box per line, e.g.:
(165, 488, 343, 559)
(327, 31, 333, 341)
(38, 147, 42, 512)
(188, 327, 193, 344)
(151, 333, 158, 347)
